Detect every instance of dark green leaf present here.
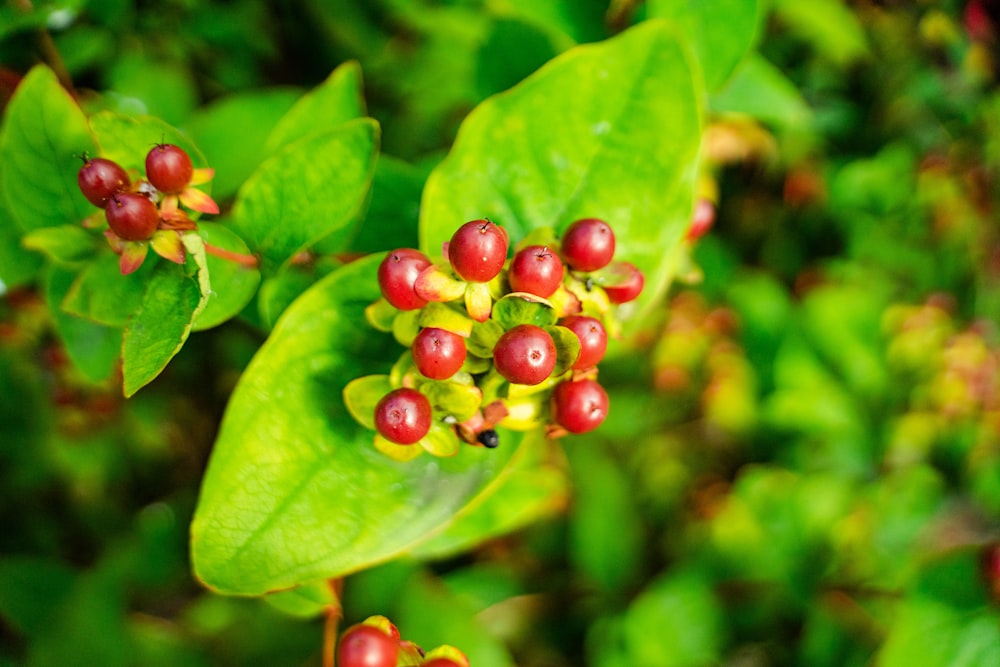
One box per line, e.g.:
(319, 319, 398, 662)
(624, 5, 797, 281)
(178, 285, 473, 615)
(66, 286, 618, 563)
(265, 61, 366, 153)
(191, 255, 527, 595)
(419, 20, 703, 318)
(185, 88, 302, 200)
(0, 65, 96, 232)
(44, 265, 121, 383)
(230, 119, 379, 274)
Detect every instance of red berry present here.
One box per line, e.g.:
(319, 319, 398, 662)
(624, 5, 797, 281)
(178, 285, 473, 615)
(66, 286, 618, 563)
(560, 218, 615, 272)
(551, 378, 609, 434)
(145, 143, 193, 194)
(448, 219, 509, 282)
(378, 249, 432, 310)
(508, 245, 564, 297)
(559, 315, 607, 370)
(337, 624, 399, 667)
(600, 262, 644, 304)
(78, 156, 129, 207)
(105, 193, 159, 241)
(374, 388, 432, 445)
(493, 324, 557, 386)
(412, 327, 467, 379)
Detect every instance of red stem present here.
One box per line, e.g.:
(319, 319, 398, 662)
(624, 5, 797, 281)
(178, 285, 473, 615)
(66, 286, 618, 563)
(203, 242, 259, 269)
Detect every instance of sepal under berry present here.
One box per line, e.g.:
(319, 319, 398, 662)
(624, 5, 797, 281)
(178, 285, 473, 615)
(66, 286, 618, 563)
(420, 378, 483, 423)
(418, 302, 475, 337)
(374, 433, 424, 461)
(492, 293, 557, 330)
(415, 264, 466, 302)
(150, 230, 186, 264)
(544, 324, 583, 377)
(179, 186, 220, 214)
(464, 280, 493, 322)
(418, 421, 462, 457)
(343, 375, 393, 430)
(421, 644, 470, 667)
(365, 298, 398, 332)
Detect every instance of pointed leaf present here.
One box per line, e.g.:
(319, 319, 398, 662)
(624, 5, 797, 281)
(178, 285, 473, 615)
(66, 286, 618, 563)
(0, 66, 96, 232)
(231, 118, 379, 274)
(419, 20, 703, 319)
(121, 256, 207, 396)
(266, 61, 367, 152)
(647, 0, 764, 90)
(119, 242, 148, 275)
(191, 255, 527, 595)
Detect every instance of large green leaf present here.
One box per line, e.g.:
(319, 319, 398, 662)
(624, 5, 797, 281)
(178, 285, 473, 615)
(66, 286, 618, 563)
(647, 0, 764, 91)
(88, 111, 208, 175)
(419, 19, 703, 317)
(0, 66, 96, 232)
(191, 255, 529, 595)
(229, 118, 379, 275)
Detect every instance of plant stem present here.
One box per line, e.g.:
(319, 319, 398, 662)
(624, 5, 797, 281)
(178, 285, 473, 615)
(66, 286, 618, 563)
(203, 242, 259, 269)
(322, 578, 344, 667)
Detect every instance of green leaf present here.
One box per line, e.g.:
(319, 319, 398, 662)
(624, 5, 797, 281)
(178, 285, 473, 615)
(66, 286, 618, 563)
(44, 265, 121, 383)
(185, 88, 302, 200)
(263, 580, 339, 619)
(266, 61, 366, 153)
(88, 111, 207, 175)
(770, 0, 869, 67)
(349, 155, 424, 254)
(343, 375, 393, 430)
(0, 192, 42, 289)
(419, 20, 703, 318)
(0, 65, 96, 232)
(420, 421, 463, 458)
(711, 53, 812, 129)
(62, 251, 150, 326)
(192, 222, 261, 331)
(407, 431, 569, 560)
(106, 53, 197, 125)
(122, 257, 208, 397)
(491, 294, 557, 330)
(191, 255, 527, 595)
(880, 551, 1000, 667)
(647, 0, 763, 91)
(230, 118, 379, 275)
(22, 224, 99, 265)
(624, 568, 723, 667)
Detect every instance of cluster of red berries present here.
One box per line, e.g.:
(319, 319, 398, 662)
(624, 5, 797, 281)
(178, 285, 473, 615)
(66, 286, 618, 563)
(337, 616, 468, 667)
(346, 217, 643, 458)
(76, 143, 218, 274)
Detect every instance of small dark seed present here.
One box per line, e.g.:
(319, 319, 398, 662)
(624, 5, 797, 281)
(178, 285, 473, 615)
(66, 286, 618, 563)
(477, 429, 499, 448)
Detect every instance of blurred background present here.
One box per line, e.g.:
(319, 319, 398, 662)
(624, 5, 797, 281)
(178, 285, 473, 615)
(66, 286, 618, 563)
(3, 0, 1000, 665)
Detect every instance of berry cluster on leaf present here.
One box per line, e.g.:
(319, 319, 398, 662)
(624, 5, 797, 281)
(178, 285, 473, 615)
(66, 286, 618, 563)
(76, 143, 218, 274)
(343, 217, 643, 460)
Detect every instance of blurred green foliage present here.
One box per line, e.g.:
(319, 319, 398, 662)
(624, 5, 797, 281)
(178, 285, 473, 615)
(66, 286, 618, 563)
(3, 0, 1000, 666)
